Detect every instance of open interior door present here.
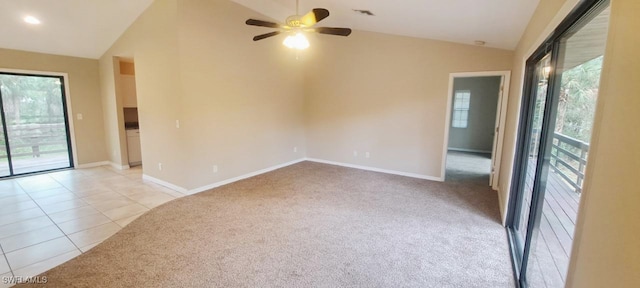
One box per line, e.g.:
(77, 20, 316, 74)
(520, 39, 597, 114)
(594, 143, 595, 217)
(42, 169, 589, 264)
(489, 77, 505, 188)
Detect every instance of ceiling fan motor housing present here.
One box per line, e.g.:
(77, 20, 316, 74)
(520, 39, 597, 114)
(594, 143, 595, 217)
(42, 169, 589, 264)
(286, 15, 304, 28)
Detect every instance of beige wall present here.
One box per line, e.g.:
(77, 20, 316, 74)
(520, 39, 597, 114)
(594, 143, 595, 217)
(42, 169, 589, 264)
(99, 58, 128, 167)
(177, 0, 305, 189)
(0, 48, 107, 165)
(99, 0, 183, 184)
(449, 76, 501, 153)
(567, 0, 640, 286)
(304, 31, 513, 178)
(99, 0, 305, 189)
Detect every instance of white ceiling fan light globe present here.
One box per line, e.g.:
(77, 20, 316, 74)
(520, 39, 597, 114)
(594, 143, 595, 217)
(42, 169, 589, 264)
(295, 33, 310, 49)
(283, 35, 295, 48)
(283, 33, 309, 50)
(24, 16, 41, 25)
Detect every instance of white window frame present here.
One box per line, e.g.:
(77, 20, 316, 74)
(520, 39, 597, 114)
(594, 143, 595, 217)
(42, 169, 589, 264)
(452, 90, 471, 128)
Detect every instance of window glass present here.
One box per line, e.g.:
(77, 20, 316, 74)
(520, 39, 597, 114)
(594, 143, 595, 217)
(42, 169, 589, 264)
(452, 90, 470, 128)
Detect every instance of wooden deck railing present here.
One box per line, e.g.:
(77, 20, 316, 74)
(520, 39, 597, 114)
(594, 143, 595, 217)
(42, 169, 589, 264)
(0, 122, 68, 159)
(550, 132, 590, 193)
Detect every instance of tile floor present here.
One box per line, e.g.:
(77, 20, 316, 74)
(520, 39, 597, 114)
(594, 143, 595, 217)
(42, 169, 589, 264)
(0, 166, 184, 287)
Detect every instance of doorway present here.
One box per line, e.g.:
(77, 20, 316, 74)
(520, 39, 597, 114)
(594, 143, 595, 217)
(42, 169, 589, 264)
(506, 1, 610, 287)
(442, 71, 511, 189)
(445, 76, 501, 184)
(0, 72, 74, 177)
(118, 59, 142, 167)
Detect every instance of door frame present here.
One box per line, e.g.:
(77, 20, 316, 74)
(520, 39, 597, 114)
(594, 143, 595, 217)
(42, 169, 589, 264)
(441, 70, 511, 190)
(0, 68, 79, 169)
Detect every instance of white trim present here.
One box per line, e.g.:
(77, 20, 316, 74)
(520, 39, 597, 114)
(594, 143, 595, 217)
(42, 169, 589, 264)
(142, 174, 188, 194)
(109, 162, 130, 170)
(441, 71, 511, 188)
(496, 187, 507, 227)
(75, 161, 110, 169)
(447, 148, 492, 154)
(492, 72, 511, 190)
(143, 157, 442, 198)
(187, 158, 307, 195)
(306, 158, 443, 182)
(0, 68, 80, 168)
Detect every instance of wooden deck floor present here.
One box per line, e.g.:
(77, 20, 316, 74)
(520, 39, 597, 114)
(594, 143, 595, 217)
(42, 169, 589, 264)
(0, 154, 70, 177)
(526, 160, 581, 287)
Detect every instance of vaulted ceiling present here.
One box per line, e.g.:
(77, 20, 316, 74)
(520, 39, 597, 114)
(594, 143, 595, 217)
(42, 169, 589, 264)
(232, 0, 540, 50)
(0, 0, 539, 59)
(0, 0, 154, 59)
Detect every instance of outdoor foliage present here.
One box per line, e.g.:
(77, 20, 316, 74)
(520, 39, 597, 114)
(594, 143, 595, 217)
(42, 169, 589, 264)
(0, 75, 65, 124)
(0, 75, 68, 157)
(556, 56, 603, 143)
(551, 56, 603, 188)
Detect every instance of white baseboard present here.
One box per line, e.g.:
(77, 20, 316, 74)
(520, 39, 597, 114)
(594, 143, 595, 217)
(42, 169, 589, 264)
(496, 186, 509, 227)
(75, 161, 110, 169)
(141, 157, 442, 198)
(305, 158, 443, 182)
(142, 174, 189, 194)
(448, 148, 492, 154)
(75, 161, 130, 170)
(187, 158, 307, 195)
(109, 162, 130, 170)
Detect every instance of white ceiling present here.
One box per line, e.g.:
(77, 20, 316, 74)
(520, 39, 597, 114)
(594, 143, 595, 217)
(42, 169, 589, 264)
(233, 0, 540, 50)
(0, 0, 154, 59)
(0, 0, 539, 59)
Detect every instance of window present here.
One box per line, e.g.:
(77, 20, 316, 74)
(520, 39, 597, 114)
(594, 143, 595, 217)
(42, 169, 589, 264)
(452, 90, 471, 128)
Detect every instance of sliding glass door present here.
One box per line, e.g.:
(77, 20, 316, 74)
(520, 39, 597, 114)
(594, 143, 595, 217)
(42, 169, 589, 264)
(0, 115, 9, 177)
(510, 54, 552, 266)
(507, 1, 610, 287)
(0, 72, 74, 177)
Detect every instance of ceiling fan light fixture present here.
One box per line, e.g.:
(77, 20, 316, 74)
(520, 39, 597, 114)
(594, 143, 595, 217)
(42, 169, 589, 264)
(24, 15, 41, 25)
(246, 2, 351, 50)
(283, 33, 310, 50)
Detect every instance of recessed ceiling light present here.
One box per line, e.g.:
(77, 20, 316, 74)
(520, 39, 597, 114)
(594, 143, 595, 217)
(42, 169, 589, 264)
(24, 16, 41, 25)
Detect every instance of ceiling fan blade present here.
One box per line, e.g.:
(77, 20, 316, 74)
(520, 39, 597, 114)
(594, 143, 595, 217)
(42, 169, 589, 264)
(246, 19, 282, 28)
(315, 27, 352, 37)
(253, 31, 281, 41)
(301, 8, 330, 27)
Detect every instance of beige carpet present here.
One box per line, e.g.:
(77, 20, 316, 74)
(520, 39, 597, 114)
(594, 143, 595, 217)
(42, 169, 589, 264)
(20, 162, 513, 287)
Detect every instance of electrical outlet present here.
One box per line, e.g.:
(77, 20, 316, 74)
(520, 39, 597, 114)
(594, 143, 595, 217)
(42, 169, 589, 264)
(213, 165, 218, 173)
(77, 113, 83, 120)
(158, 163, 163, 171)
(353, 150, 358, 157)
(365, 152, 370, 158)
(176, 120, 180, 128)
(293, 147, 298, 153)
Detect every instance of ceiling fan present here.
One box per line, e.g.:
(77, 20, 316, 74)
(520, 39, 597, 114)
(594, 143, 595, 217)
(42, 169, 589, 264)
(245, 0, 352, 50)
